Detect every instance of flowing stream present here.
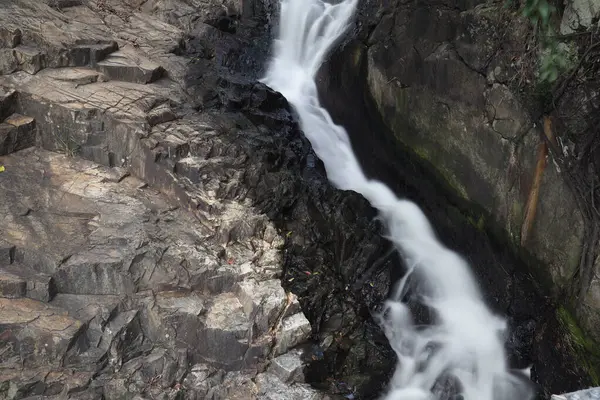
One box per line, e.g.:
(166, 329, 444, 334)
(261, 1, 536, 399)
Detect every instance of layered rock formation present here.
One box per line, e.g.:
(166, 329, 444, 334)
(0, 0, 331, 398)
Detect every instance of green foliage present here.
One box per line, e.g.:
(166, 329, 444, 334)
(512, 0, 574, 83)
(539, 41, 572, 82)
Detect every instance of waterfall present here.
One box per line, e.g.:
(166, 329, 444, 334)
(261, 1, 536, 399)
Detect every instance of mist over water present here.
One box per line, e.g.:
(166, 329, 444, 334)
(261, 1, 536, 399)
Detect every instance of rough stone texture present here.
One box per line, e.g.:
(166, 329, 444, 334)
(316, 0, 600, 395)
(360, 3, 585, 293)
(268, 349, 305, 383)
(561, 0, 600, 33)
(256, 373, 329, 400)
(553, 388, 600, 400)
(0, 0, 323, 398)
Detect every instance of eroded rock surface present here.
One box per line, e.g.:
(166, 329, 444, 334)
(316, 0, 600, 395)
(0, 0, 337, 398)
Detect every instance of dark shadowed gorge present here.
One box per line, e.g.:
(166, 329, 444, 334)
(0, 0, 599, 399)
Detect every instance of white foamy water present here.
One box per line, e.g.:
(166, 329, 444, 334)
(261, 1, 536, 399)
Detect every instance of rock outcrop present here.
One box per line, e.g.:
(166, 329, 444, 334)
(0, 0, 333, 398)
(316, 0, 600, 385)
(1, 0, 598, 398)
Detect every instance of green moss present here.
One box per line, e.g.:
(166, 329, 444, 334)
(557, 305, 600, 386)
(410, 145, 471, 200)
(352, 45, 363, 68)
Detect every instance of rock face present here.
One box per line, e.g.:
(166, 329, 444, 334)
(361, 1, 584, 292)
(315, 0, 600, 383)
(0, 0, 336, 398)
(552, 387, 600, 400)
(1, 0, 597, 399)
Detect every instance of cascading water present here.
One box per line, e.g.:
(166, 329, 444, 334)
(261, 1, 537, 399)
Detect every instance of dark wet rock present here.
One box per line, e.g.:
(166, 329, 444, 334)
(317, 1, 599, 395)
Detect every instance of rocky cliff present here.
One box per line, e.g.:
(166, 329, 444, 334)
(317, 0, 600, 388)
(1, 0, 598, 399)
(0, 0, 371, 398)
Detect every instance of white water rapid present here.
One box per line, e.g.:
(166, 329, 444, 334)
(261, 1, 536, 399)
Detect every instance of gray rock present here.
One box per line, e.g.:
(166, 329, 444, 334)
(0, 49, 18, 75)
(561, 0, 600, 33)
(552, 388, 600, 400)
(0, 297, 85, 367)
(267, 349, 305, 383)
(1, 264, 54, 302)
(0, 269, 26, 298)
(0, 88, 17, 121)
(255, 373, 328, 400)
(146, 103, 177, 126)
(0, 113, 36, 156)
(0, 26, 21, 48)
(273, 313, 311, 356)
(96, 46, 164, 84)
(14, 46, 46, 75)
(236, 278, 287, 334)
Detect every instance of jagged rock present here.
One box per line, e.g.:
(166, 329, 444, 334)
(0, 89, 17, 121)
(1, 264, 54, 302)
(97, 46, 164, 84)
(552, 388, 600, 400)
(44, 68, 102, 85)
(50, 294, 121, 327)
(0, 269, 26, 298)
(561, 0, 600, 33)
(3, 0, 590, 397)
(237, 278, 288, 334)
(268, 349, 305, 383)
(0, 27, 21, 48)
(0, 113, 36, 156)
(146, 103, 177, 126)
(0, 49, 18, 76)
(14, 46, 45, 75)
(273, 313, 312, 356)
(255, 373, 328, 400)
(0, 297, 85, 367)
